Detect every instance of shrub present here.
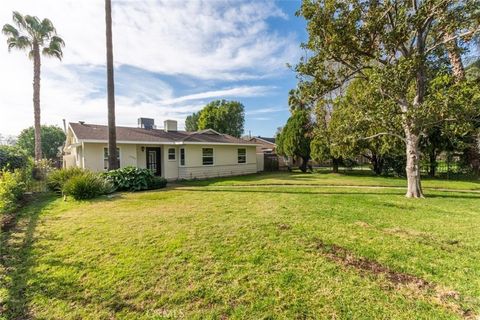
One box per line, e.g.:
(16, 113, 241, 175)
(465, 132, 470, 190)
(103, 167, 167, 191)
(104, 166, 153, 191)
(0, 146, 29, 171)
(32, 159, 54, 181)
(0, 170, 27, 215)
(63, 171, 113, 200)
(150, 176, 167, 190)
(47, 167, 85, 193)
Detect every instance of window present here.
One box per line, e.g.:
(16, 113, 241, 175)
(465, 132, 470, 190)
(104, 147, 120, 170)
(180, 148, 185, 166)
(238, 148, 246, 164)
(168, 148, 176, 161)
(202, 148, 214, 165)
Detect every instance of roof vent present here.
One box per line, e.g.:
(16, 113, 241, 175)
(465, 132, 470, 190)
(164, 120, 178, 132)
(138, 118, 155, 130)
(78, 121, 85, 125)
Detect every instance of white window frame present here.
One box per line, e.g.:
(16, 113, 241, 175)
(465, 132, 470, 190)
(103, 147, 120, 170)
(179, 147, 186, 166)
(168, 147, 176, 161)
(237, 148, 247, 164)
(202, 147, 214, 166)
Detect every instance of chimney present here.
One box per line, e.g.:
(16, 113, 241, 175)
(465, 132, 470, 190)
(138, 117, 155, 130)
(164, 120, 177, 132)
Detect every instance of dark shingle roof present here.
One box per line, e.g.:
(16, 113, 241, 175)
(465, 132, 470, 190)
(69, 123, 255, 145)
(254, 136, 276, 144)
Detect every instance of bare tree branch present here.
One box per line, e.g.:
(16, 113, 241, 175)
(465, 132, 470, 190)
(426, 27, 480, 54)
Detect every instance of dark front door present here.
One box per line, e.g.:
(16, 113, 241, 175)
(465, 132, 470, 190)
(146, 147, 161, 176)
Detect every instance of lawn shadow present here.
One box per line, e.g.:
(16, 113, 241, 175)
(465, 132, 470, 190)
(0, 194, 56, 318)
(174, 186, 480, 199)
(0, 193, 144, 318)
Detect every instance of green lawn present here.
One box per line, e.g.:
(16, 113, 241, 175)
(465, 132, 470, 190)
(1, 172, 480, 319)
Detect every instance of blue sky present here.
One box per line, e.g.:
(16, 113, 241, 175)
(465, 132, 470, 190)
(0, 0, 307, 137)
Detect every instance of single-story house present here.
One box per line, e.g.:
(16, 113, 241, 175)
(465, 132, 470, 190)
(63, 118, 258, 180)
(249, 136, 276, 154)
(249, 136, 289, 169)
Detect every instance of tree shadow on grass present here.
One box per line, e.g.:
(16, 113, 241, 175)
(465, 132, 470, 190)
(0, 194, 145, 319)
(0, 194, 56, 318)
(174, 187, 480, 199)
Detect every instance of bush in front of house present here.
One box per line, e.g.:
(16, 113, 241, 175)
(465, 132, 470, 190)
(62, 171, 114, 200)
(103, 166, 167, 191)
(150, 176, 168, 189)
(47, 167, 86, 193)
(0, 170, 27, 217)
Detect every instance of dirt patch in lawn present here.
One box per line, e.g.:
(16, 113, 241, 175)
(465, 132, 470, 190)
(314, 239, 476, 319)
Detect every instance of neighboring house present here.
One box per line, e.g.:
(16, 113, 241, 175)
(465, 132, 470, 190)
(63, 119, 258, 180)
(249, 136, 276, 154)
(248, 136, 289, 170)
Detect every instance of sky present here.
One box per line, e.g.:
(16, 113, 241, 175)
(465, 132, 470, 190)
(0, 0, 307, 138)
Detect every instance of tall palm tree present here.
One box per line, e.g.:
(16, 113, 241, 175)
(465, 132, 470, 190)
(105, 0, 118, 170)
(2, 12, 64, 161)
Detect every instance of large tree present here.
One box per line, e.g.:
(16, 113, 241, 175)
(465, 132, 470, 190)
(328, 78, 404, 175)
(297, 0, 480, 198)
(17, 125, 66, 160)
(310, 98, 343, 173)
(105, 0, 118, 170)
(185, 112, 200, 131)
(2, 12, 64, 161)
(186, 100, 245, 137)
(276, 109, 313, 173)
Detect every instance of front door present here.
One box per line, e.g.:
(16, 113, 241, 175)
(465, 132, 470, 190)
(146, 147, 161, 176)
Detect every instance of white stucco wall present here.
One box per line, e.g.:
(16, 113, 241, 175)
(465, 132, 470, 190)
(82, 143, 138, 172)
(64, 141, 257, 180)
(178, 145, 257, 180)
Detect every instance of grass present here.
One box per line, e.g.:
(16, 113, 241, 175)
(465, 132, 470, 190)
(1, 172, 479, 319)
(184, 170, 480, 191)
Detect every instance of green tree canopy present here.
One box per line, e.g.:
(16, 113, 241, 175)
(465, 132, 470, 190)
(296, 0, 480, 198)
(17, 125, 65, 160)
(185, 100, 245, 137)
(276, 109, 313, 173)
(185, 112, 200, 132)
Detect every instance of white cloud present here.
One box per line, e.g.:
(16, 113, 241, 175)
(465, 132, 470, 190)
(246, 106, 286, 115)
(159, 86, 273, 105)
(0, 0, 300, 135)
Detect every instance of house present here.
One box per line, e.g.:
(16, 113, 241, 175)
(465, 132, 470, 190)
(63, 118, 258, 180)
(249, 136, 289, 170)
(249, 136, 276, 154)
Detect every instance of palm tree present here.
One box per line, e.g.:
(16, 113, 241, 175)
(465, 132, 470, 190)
(2, 12, 64, 161)
(105, 0, 118, 170)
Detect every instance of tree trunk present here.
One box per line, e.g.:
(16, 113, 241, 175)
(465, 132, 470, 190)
(105, 0, 118, 170)
(371, 153, 384, 175)
(444, 33, 466, 82)
(332, 158, 339, 173)
(33, 42, 42, 161)
(299, 156, 309, 173)
(404, 130, 424, 198)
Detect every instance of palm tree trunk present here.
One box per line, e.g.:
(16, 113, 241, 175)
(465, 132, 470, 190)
(444, 33, 466, 82)
(105, 0, 118, 170)
(33, 42, 42, 160)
